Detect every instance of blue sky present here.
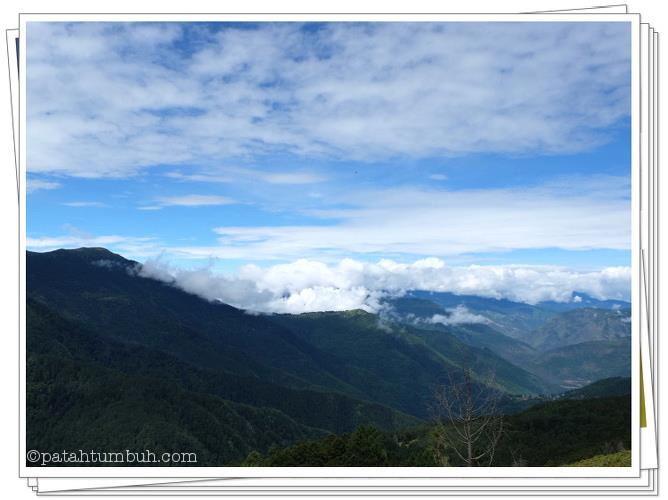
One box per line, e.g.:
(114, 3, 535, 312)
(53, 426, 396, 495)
(25, 21, 632, 309)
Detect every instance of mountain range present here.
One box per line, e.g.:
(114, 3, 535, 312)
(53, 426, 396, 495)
(26, 248, 632, 466)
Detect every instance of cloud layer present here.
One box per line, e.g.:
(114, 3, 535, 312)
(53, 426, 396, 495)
(27, 21, 630, 178)
(136, 256, 630, 314)
(172, 176, 631, 260)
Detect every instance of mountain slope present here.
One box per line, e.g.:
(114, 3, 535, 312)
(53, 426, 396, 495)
(27, 248, 377, 396)
(273, 310, 553, 415)
(529, 339, 631, 389)
(407, 325, 554, 395)
(529, 308, 631, 351)
(28, 352, 322, 466)
(560, 377, 631, 400)
(28, 248, 553, 421)
(28, 298, 419, 435)
(436, 323, 538, 369)
(387, 296, 540, 368)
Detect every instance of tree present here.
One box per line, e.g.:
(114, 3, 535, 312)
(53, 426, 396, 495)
(344, 426, 388, 466)
(431, 368, 505, 466)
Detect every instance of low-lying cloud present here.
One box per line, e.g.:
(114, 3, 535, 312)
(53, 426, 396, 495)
(426, 306, 490, 326)
(135, 256, 630, 314)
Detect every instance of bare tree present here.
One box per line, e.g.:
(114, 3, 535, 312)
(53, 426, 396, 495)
(430, 367, 505, 467)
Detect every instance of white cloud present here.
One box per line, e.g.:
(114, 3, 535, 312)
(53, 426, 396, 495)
(168, 168, 327, 185)
(26, 228, 160, 258)
(259, 171, 327, 185)
(189, 177, 630, 260)
(62, 201, 107, 207)
(144, 194, 236, 209)
(27, 22, 630, 178)
(133, 256, 631, 314)
(27, 179, 61, 193)
(426, 305, 489, 326)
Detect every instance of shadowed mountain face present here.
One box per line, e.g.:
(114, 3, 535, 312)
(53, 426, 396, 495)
(27, 298, 419, 437)
(26, 248, 631, 465)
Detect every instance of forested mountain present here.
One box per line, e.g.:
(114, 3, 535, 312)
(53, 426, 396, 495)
(28, 299, 418, 437)
(27, 248, 548, 417)
(26, 248, 632, 466)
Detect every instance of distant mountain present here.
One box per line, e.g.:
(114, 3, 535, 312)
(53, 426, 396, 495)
(384, 293, 631, 391)
(529, 308, 631, 352)
(529, 339, 631, 390)
(538, 292, 630, 313)
(402, 291, 556, 343)
(386, 295, 540, 366)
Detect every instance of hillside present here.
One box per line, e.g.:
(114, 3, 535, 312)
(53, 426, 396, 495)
(28, 299, 419, 437)
(273, 310, 552, 417)
(530, 339, 631, 389)
(244, 395, 631, 467)
(529, 308, 631, 351)
(27, 248, 551, 423)
(560, 377, 631, 400)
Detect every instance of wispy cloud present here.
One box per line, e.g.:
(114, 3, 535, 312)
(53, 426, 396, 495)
(27, 179, 61, 193)
(140, 194, 236, 210)
(258, 171, 327, 185)
(176, 176, 629, 261)
(27, 22, 630, 178)
(62, 201, 108, 207)
(168, 167, 327, 185)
